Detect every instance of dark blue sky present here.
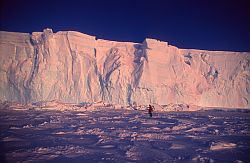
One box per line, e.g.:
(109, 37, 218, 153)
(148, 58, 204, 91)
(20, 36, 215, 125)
(1, 0, 250, 51)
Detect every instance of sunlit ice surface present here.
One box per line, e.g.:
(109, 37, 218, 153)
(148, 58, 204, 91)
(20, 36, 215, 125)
(1, 109, 250, 162)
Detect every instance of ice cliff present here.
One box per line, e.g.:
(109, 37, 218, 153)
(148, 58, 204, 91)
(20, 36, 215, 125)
(0, 28, 249, 108)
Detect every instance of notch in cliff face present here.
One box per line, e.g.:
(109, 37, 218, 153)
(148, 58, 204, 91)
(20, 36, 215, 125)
(103, 47, 122, 86)
(200, 53, 219, 83)
(184, 53, 192, 66)
(205, 66, 219, 83)
(132, 44, 146, 88)
(31, 28, 53, 45)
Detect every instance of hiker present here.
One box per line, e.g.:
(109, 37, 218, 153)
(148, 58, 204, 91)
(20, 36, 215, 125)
(148, 104, 154, 117)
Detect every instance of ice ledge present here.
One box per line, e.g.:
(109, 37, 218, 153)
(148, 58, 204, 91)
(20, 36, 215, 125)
(1, 28, 250, 53)
(143, 38, 168, 49)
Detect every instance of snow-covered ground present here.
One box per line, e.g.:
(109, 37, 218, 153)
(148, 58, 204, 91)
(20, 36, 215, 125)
(0, 108, 250, 162)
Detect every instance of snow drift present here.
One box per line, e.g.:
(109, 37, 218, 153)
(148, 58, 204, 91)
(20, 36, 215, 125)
(0, 28, 249, 108)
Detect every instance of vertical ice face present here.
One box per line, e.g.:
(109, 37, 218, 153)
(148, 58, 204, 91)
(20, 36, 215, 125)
(0, 29, 249, 108)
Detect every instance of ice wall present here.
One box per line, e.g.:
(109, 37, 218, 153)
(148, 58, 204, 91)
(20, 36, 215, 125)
(0, 29, 249, 108)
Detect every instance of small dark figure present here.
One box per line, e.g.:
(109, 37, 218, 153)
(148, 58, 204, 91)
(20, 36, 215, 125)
(148, 104, 154, 117)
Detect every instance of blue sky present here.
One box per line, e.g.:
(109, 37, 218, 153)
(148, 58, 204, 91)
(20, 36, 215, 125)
(1, 0, 250, 51)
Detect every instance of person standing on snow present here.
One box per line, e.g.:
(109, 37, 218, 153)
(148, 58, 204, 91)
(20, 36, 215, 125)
(148, 104, 154, 117)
